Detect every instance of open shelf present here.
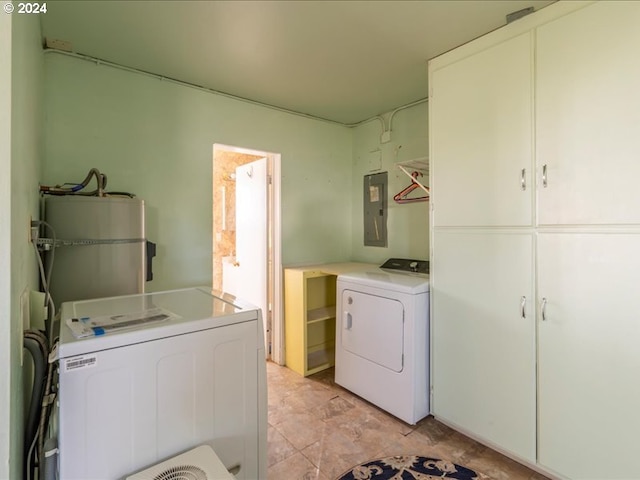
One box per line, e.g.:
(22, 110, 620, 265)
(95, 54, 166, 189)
(307, 306, 336, 324)
(284, 267, 338, 376)
(307, 343, 335, 373)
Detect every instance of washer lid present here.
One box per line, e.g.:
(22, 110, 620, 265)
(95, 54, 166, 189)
(338, 270, 429, 294)
(58, 287, 259, 358)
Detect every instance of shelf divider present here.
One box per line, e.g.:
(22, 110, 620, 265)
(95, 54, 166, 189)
(307, 305, 336, 324)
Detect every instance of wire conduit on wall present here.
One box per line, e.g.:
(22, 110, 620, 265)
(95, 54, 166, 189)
(43, 49, 427, 129)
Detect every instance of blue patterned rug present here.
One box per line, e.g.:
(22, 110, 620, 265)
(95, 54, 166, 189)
(337, 455, 483, 480)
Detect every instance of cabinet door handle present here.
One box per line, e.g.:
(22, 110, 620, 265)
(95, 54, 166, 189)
(542, 164, 548, 188)
(520, 296, 526, 319)
(541, 297, 548, 321)
(345, 312, 352, 330)
(521, 169, 526, 191)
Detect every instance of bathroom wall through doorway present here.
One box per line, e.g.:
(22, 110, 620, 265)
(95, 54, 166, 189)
(212, 144, 282, 362)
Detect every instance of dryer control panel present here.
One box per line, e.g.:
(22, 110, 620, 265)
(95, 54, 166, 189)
(380, 258, 429, 274)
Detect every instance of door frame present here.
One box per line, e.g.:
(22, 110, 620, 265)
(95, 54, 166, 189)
(213, 143, 284, 364)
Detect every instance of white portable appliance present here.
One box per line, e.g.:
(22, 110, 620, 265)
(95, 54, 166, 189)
(335, 259, 430, 425)
(56, 287, 267, 480)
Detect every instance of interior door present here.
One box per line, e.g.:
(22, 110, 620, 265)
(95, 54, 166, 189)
(225, 158, 268, 350)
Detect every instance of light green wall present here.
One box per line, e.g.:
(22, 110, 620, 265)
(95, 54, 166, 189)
(0, 16, 429, 479)
(43, 53, 354, 291)
(43, 53, 430, 295)
(0, 13, 44, 480)
(351, 102, 429, 263)
(0, 12, 12, 480)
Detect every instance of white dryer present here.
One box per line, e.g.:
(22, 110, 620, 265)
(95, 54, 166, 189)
(56, 287, 267, 480)
(335, 259, 429, 425)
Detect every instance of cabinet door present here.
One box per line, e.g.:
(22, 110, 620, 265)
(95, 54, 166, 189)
(538, 233, 640, 479)
(430, 33, 533, 227)
(536, 2, 640, 226)
(431, 231, 535, 461)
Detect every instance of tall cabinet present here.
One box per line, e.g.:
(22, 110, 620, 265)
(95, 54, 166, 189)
(535, 3, 640, 478)
(429, 29, 536, 463)
(429, 2, 640, 479)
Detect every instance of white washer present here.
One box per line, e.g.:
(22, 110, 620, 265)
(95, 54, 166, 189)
(56, 287, 267, 480)
(335, 261, 429, 425)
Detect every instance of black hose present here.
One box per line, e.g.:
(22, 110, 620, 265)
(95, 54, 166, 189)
(23, 331, 49, 479)
(37, 354, 57, 473)
(105, 191, 136, 198)
(23, 332, 48, 442)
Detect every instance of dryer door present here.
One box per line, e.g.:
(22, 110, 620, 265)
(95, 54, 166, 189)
(341, 289, 404, 372)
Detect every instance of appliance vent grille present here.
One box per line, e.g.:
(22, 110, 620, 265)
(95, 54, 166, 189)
(125, 445, 233, 480)
(154, 464, 207, 480)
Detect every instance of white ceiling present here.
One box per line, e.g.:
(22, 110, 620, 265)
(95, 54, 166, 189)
(40, 0, 555, 124)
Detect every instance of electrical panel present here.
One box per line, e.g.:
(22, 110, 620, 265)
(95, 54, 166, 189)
(363, 172, 388, 247)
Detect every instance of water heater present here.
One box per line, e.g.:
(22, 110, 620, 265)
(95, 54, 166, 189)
(45, 196, 146, 307)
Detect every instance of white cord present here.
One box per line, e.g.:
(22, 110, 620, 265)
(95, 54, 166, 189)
(26, 425, 38, 480)
(32, 221, 57, 342)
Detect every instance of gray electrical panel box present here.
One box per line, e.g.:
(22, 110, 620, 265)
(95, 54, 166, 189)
(363, 172, 388, 247)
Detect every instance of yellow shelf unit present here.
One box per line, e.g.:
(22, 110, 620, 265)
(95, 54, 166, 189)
(284, 268, 337, 376)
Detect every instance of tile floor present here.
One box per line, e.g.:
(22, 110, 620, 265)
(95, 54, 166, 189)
(266, 361, 549, 480)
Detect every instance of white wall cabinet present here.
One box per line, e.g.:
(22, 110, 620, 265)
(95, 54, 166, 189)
(431, 231, 535, 462)
(429, 2, 640, 479)
(538, 233, 640, 478)
(430, 33, 533, 228)
(536, 1, 640, 226)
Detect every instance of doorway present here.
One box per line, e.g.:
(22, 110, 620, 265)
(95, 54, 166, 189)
(212, 144, 282, 363)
